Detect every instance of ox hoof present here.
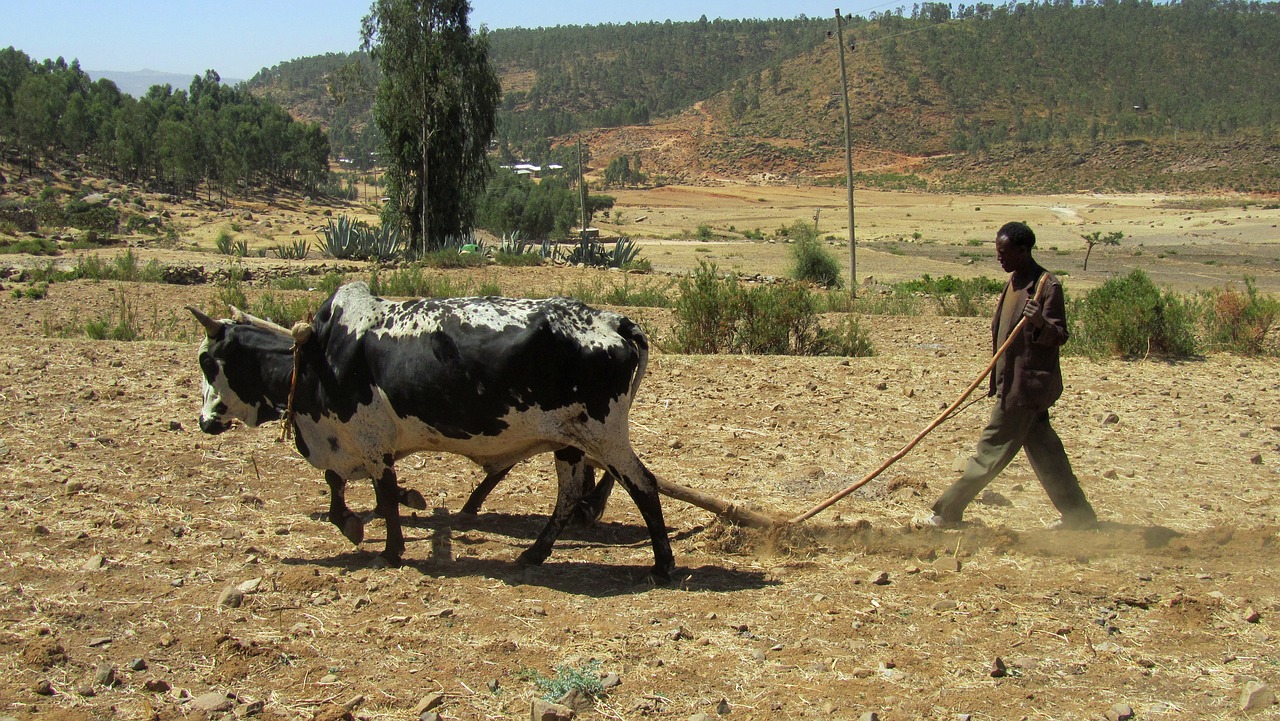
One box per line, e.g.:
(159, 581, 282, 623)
(341, 516, 365, 545)
(649, 564, 677, 586)
(371, 553, 399, 571)
(516, 549, 549, 567)
(400, 489, 427, 510)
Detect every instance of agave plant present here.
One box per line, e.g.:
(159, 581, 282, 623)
(365, 223, 404, 261)
(608, 236, 643, 268)
(272, 237, 310, 260)
(319, 216, 362, 259)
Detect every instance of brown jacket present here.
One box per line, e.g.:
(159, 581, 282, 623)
(989, 264, 1068, 411)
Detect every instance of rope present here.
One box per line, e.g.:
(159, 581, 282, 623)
(279, 320, 314, 442)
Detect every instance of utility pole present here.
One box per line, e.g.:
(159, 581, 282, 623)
(577, 138, 589, 241)
(835, 8, 857, 296)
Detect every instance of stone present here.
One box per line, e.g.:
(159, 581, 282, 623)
(600, 672, 621, 689)
(413, 692, 444, 715)
(82, 554, 106, 571)
(217, 585, 244, 609)
(144, 678, 171, 693)
(191, 691, 235, 713)
(1105, 703, 1134, 721)
(989, 657, 1007, 678)
(933, 556, 961, 573)
(868, 571, 890, 586)
(95, 662, 116, 687)
(531, 698, 574, 721)
(1240, 681, 1276, 712)
(33, 679, 53, 696)
(859, 713, 880, 721)
(932, 599, 960, 612)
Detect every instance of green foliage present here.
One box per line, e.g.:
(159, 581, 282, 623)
(1069, 270, 1197, 358)
(599, 277, 673, 308)
(1081, 230, 1124, 270)
(362, 0, 501, 251)
(561, 236, 645, 270)
(518, 660, 605, 703)
(0, 237, 60, 255)
(788, 236, 842, 289)
(85, 292, 142, 341)
(673, 261, 872, 356)
(319, 216, 403, 261)
(271, 238, 311, 260)
(213, 266, 250, 317)
(12, 281, 48, 299)
(0, 53, 328, 198)
(892, 274, 1003, 317)
(251, 292, 318, 328)
(1195, 278, 1279, 355)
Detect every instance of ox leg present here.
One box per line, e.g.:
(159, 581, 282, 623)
(372, 457, 406, 565)
(518, 447, 590, 567)
(608, 453, 676, 583)
(573, 467, 615, 526)
(325, 470, 364, 546)
(461, 464, 514, 515)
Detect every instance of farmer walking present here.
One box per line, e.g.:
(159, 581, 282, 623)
(921, 221, 1098, 530)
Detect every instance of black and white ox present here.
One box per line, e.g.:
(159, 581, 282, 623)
(188, 281, 674, 581)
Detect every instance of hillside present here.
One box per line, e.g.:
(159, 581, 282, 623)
(245, 1, 1280, 193)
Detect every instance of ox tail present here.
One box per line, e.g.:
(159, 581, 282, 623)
(620, 317, 650, 403)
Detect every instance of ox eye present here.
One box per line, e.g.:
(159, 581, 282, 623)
(199, 354, 221, 381)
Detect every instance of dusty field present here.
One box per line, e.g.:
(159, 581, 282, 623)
(0, 181, 1279, 721)
(0, 261, 1278, 721)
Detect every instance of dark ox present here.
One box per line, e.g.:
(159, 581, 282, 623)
(188, 281, 674, 580)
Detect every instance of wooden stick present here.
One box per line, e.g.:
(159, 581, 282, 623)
(789, 274, 1049, 525)
(655, 477, 779, 529)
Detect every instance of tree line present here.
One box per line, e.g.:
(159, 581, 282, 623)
(0, 48, 331, 201)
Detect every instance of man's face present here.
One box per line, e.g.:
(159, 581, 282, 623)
(995, 235, 1029, 273)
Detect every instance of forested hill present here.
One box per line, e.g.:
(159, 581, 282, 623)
(247, 1, 1280, 192)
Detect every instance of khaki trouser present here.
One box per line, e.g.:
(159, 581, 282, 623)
(932, 401, 1096, 524)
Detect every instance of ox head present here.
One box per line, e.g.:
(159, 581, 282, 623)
(188, 306, 293, 434)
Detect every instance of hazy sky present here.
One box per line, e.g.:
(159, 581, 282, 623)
(0, 0, 898, 80)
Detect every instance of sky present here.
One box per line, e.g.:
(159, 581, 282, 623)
(0, 0, 898, 81)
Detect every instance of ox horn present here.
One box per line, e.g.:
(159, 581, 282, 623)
(186, 305, 223, 338)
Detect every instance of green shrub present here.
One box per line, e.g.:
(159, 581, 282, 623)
(788, 237, 842, 289)
(672, 261, 869, 355)
(600, 277, 673, 308)
(519, 660, 605, 703)
(12, 281, 49, 299)
(0, 237, 60, 255)
(252, 292, 318, 328)
(1069, 269, 1197, 358)
(1196, 278, 1279, 355)
(271, 238, 310, 260)
(85, 292, 142, 341)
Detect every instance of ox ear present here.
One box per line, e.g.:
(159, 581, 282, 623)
(187, 305, 223, 338)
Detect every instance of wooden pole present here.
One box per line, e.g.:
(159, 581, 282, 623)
(656, 477, 779, 529)
(789, 274, 1048, 525)
(835, 8, 857, 296)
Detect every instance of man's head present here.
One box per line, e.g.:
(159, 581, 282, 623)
(995, 221, 1035, 274)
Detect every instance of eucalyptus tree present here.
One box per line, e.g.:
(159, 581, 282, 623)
(361, 0, 500, 252)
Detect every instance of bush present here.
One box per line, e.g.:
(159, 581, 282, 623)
(1069, 269, 1197, 358)
(788, 237, 842, 289)
(0, 237, 60, 255)
(1196, 278, 1279, 355)
(672, 261, 872, 356)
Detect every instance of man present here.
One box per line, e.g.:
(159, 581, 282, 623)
(922, 221, 1097, 530)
